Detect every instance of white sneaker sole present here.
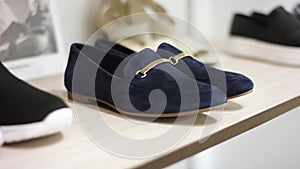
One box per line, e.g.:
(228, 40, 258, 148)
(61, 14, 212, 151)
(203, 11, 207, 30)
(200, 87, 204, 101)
(227, 36, 300, 66)
(0, 108, 73, 145)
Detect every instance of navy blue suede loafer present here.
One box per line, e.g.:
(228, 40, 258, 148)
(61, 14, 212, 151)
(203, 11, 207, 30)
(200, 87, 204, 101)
(65, 44, 227, 118)
(95, 39, 254, 99)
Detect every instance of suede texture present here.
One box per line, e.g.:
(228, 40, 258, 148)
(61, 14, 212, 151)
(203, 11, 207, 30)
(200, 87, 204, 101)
(95, 39, 254, 97)
(65, 43, 227, 115)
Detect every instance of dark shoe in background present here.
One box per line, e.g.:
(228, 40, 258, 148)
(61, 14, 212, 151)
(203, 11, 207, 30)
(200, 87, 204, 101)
(228, 7, 300, 66)
(0, 62, 73, 145)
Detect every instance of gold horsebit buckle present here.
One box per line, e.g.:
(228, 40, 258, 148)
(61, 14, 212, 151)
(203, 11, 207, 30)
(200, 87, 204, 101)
(136, 53, 194, 78)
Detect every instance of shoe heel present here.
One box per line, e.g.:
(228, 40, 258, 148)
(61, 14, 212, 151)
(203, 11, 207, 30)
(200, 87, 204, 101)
(68, 92, 91, 104)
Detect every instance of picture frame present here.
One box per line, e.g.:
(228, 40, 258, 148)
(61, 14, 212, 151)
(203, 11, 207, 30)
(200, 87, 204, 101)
(0, 0, 66, 80)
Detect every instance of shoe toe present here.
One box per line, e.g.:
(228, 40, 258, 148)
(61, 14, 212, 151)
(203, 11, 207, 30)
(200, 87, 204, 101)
(226, 72, 254, 97)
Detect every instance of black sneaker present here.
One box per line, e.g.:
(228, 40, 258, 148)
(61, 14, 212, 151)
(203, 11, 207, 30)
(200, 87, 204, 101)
(228, 7, 300, 65)
(0, 62, 73, 145)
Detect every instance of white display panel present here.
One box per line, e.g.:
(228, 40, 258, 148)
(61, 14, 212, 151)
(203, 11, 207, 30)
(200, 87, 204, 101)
(1, 0, 66, 80)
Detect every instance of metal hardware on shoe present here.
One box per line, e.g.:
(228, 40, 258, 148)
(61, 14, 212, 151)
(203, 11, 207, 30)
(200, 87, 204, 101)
(169, 57, 178, 65)
(135, 58, 171, 78)
(135, 53, 195, 78)
(168, 53, 193, 65)
(135, 70, 147, 78)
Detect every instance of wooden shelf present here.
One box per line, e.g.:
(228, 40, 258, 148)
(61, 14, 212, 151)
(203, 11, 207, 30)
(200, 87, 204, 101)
(1, 53, 300, 169)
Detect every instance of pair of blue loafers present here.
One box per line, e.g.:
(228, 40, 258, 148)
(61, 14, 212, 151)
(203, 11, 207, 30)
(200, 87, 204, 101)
(65, 39, 253, 118)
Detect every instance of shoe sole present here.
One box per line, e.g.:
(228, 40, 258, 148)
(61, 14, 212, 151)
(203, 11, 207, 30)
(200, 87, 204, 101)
(68, 92, 225, 118)
(227, 36, 300, 66)
(228, 89, 253, 100)
(0, 108, 73, 145)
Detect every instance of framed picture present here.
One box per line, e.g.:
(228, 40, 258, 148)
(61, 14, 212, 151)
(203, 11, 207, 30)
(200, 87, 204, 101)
(0, 0, 65, 80)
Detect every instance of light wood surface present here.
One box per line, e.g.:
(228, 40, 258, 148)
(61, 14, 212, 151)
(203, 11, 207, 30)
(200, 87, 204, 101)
(1, 53, 300, 169)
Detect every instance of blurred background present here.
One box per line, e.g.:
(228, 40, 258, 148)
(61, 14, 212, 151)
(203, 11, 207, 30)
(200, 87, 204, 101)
(55, 0, 299, 51)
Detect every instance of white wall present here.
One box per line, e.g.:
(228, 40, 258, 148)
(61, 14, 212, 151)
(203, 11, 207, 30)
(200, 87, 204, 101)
(55, 0, 188, 52)
(54, 0, 299, 51)
(55, 0, 101, 52)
